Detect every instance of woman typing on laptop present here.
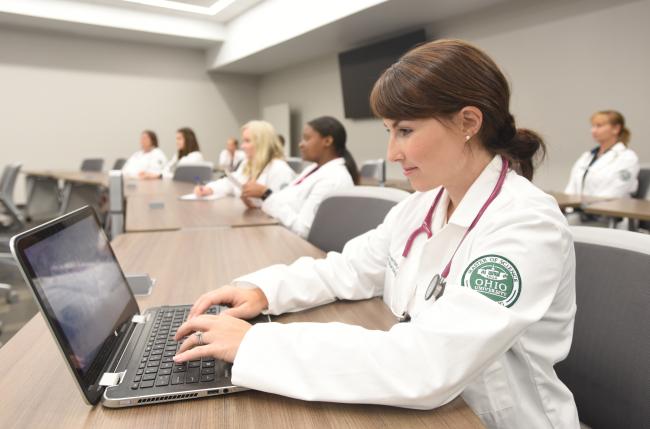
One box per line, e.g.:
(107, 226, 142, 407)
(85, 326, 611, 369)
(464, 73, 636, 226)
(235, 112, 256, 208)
(174, 40, 580, 429)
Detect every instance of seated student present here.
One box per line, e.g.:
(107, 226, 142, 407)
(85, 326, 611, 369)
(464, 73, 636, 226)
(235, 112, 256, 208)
(565, 110, 639, 197)
(121, 130, 168, 179)
(240, 116, 358, 238)
(142, 127, 204, 179)
(173, 40, 579, 429)
(194, 121, 294, 205)
(218, 137, 246, 172)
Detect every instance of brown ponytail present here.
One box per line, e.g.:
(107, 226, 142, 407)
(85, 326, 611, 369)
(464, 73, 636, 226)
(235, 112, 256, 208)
(370, 39, 546, 180)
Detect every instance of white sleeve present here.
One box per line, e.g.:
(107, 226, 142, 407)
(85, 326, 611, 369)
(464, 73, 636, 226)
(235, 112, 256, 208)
(233, 201, 401, 315)
(218, 150, 229, 170)
(232, 206, 574, 410)
(146, 150, 167, 175)
(262, 178, 351, 238)
(206, 177, 236, 198)
(564, 156, 583, 194)
(599, 151, 640, 197)
(264, 161, 296, 192)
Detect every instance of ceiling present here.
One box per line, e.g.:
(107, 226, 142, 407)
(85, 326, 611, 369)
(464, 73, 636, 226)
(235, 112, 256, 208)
(0, 0, 513, 72)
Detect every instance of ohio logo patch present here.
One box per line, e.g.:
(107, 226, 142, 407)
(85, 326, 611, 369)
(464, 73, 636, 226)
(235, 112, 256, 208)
(461, 255, 521, 307)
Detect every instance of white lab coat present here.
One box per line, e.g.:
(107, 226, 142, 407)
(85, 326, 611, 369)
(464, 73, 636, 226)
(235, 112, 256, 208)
(206, 158, 295, 206)
(218, 149, 247, 172)
(564, 142, 639, 197)
(261, 157, 354, 238)
(232, 155, 579, 429)
(161, 151, 205, 179)
(121, 148, 168, 178)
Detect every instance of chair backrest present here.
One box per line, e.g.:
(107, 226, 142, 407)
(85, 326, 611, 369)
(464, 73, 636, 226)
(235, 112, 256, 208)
(80, 158, 104, 172)
(112, 158, 127, 170)
(172, 163, 214, 183)
(359, 159, 386, 183)
(307, 186, 409, 252)
(286, 157, 308, 174)
(555, 226, 650, 429)
(633, 167, 650, 199)
(0, 163, 22, 203)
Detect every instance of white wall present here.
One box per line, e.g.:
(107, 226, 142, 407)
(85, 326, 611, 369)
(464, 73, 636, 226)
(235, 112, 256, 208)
(0, 26, 259, 202)
(258, 0, 650, 190)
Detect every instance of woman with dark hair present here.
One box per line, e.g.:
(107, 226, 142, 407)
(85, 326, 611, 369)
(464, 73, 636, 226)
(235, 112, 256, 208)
(240, 116, 358, 237)
(121, 130, 168, 179)
(143, 127, 204, 179)
(173, 40, 579, 428)
(565, 110, 639, 197)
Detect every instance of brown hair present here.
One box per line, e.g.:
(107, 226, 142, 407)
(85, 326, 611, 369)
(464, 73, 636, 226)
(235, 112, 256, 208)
(370, 39, 545, 180)
(177, 127, 200, 158)
(592, 110, 631, 145)
(142, 130, 158, 147)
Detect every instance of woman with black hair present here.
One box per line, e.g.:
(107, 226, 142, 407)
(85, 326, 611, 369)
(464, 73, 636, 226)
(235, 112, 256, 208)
(241, 116, 358, 238)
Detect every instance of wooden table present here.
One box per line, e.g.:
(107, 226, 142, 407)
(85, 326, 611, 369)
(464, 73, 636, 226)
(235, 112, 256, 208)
(122, 179, 194, 198)
(23, 169, 109, 187)
(125, 195, 278, 232)
(583, 198, 650, 221)
(361, 177, 414, 193)
(546, 192, 610, 211)
(0, 226, 483, 428)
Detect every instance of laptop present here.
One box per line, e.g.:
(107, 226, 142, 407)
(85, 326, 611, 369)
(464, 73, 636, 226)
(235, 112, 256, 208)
(10, 206, 269, 408)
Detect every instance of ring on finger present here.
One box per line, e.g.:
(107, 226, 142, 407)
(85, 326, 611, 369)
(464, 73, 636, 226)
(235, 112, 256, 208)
(195, 331, 204, 346)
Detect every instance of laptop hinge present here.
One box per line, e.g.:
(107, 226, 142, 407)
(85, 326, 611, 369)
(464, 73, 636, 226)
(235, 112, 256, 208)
(131, 314, 147, 324)
(99, 370, 127, 387)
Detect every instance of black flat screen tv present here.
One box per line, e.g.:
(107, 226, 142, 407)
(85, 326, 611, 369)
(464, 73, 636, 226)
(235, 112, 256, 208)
(338, 29, 427, 119)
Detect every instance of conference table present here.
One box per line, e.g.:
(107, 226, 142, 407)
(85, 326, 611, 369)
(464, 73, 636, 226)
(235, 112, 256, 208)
(582, 198, 650, 222)
(0, 226, 484, 429)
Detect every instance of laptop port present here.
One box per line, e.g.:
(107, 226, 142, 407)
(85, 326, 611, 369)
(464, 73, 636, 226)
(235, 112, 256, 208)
(207, 389, 220, 395)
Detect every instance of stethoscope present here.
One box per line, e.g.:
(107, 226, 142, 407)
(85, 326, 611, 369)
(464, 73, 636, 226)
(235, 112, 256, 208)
(391, 157, 509, 322)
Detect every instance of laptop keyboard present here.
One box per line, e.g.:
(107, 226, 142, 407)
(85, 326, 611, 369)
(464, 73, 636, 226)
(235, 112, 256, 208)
(130, 306, 222, 390)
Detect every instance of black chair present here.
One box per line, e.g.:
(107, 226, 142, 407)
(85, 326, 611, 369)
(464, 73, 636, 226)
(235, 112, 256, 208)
(633, 167, 650, 230)
(555, 226, 650, 428)
(172, 163, 214, 184)
(307, 186, 409, 252)
(0, 163, 25, 230)
(112, 158, 127, 170)
(80, 158, 104, 172)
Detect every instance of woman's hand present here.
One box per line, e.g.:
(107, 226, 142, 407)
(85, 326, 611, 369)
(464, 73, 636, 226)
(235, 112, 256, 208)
(186, 285, 269, 321)
(139, 171, 161, 180)
(194, 185, 214, 197)
(173, 314, 251, 363)
(240, 196, 257, 208)
(241, 181, 268, 198)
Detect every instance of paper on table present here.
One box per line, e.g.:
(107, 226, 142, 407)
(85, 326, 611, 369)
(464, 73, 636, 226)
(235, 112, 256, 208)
(179, 193, 220, 201)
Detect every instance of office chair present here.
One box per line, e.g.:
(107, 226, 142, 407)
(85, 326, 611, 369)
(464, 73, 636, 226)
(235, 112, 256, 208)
(555, 226, 650, 428)
(307, 186, 409, 252)
(632, 167, 650, 231)
(359, 159, 386, 185)
(172, 163, 214, 183)
(287, 157, 309, 174)
(0, 163, 26, 230)
(112, 158, 127, 170)
(80, 158, 104, 172)
(106, 171, 125, 239)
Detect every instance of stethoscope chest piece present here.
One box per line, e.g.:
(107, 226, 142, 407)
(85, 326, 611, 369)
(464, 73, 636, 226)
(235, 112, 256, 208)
(425, 273, 446, 301)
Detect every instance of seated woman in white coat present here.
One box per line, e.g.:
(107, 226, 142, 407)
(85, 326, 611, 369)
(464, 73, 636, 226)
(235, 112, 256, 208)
(173, 40, 579, 428)
(142, 127, 205, 179)
(194, 120, 294, 206)
(565, 110, 639, 198)
(121, 130, 168, 179)
(240, 116, 358, 238)
(218, 137, 246, 172)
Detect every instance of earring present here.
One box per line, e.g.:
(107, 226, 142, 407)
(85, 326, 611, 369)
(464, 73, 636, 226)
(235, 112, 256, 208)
(465, 135, 471, 141)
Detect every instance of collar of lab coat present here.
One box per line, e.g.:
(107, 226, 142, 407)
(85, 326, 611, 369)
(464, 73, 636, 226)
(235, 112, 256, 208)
(437, 155, 505, 228)
(296, 157, 345, 180)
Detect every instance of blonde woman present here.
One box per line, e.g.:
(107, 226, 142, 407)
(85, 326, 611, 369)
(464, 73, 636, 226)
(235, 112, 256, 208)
(195, 121, 295, 206)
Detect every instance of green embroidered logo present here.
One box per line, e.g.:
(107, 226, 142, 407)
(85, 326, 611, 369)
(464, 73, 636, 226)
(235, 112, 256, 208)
(461, 255, 521, 307)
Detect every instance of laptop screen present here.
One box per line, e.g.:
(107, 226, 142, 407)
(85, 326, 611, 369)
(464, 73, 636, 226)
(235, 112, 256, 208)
(12, 207, 139, 403)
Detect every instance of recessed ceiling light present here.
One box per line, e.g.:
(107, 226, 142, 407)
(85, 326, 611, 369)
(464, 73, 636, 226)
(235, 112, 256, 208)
(122, 0, 237, 16)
